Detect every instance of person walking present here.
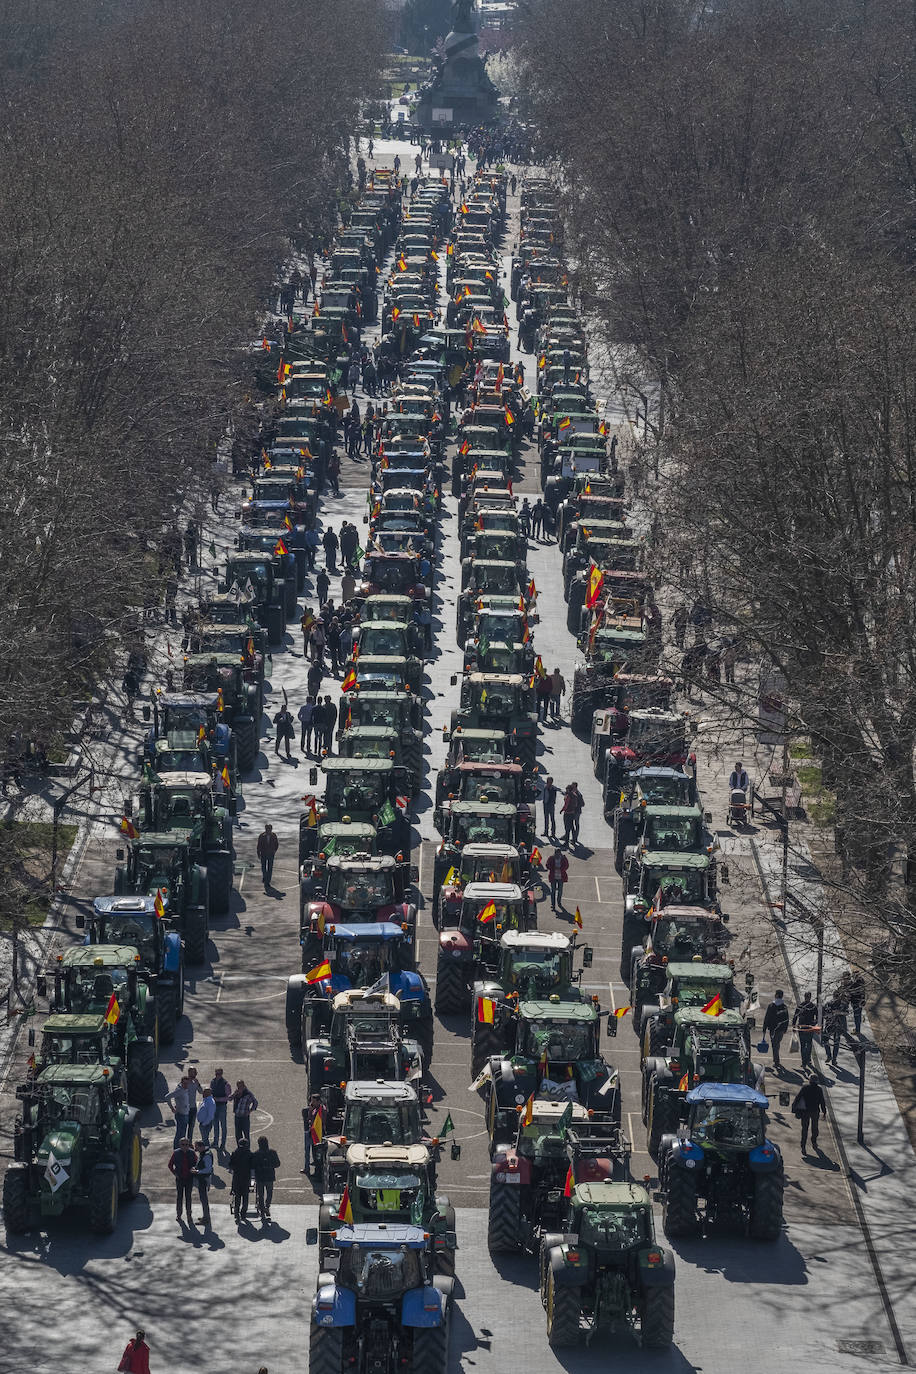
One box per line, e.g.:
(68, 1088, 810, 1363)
(839, 970, 866, 1035)
(164, 1075, 191, 1148)
(118, 1330, 151, 1374)
(546, 848, 569, 912)
(762, 990, 790, 1071)
(210, 1068, 232, 1152)
(340, 521, 359, 570)
(541, 775, 558, 838)
(535, 672, 551, 722)
(548, 669, 566, 721)
(322, 527, 339, 572)
(257, 824, 278, 887)
(185, 1067, 203, 1138)
(252, 1136, 281, 1219)
(304, 525, 319, 571)
(303, 1093, 324, 1174)
(307, 659, 324, 700)
(195, 1085, 216, 1147)
(530, 499, 544, 540)
(822, 997, 850, 1067)
(722, 641, 738, 684)
(299, 697, 316, 754)
(792, 1073, 827, 1153)
(318, 695, 337, 754)
(309, 621, 327, 665)
(229, 1139, 253, 1222)
(232, 1080, 259, 1144)
(168, 1137, 197, 1225)
(327, 617, 345, 673)
(273, 705, 294, 758)
(193, 1138, 214, 1228)
(793, 991, 819, 1070)
(561, 782, 584, 847)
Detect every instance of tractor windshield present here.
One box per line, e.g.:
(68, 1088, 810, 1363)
(344, 1101, 421, 1145)
(459, 854, 519, 884)
(327, 868, 396, 908)
(523, 1017, 597, 1063)
(579, 1207, 646, 1250)
(647, 869, 706, 904)
(690, 1100, 764, 1149)
(453, 813, 515, 845)
(341, 1244, 423, 1298)
(360, 627, 409, 657)
(635, 775, 693, 806)
(164, 705, 209, 734)
(69, 964, 131, 1013)
(41, 1031, 106, 1065)
(348, 699, 407, 729)
(364, 558, 416, 594)
(645, 815, 702, 851)
(469, 901, 524, 933)
(351, 1048, 402, 1080)
(100, 912, 158, 966)
(468, 686, 522, 718)
(460, 772, 517, 804)
(505, 946, 569, 989)
(135, 845, 183, 883)
(332, 943, 395, 985)
(39, 1084, 100, 1127)
(354, 1173, 425, 1217)
(628, 720, 685, 755)
(325, 774, 388, 811)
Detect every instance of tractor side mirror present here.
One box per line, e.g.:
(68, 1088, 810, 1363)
(410, 865, 420, 884)
(450, 674, 457, 686)
(123, 798, 133, 817)
(27, 1029, 35, 1047)
(75, 913, 85, 929)
(306, 1227, 319, 1246)
(309, 768, 318, 786)
(450, 1141, 461, 1161)
(36, 976, 46, 998)
(582, 946, 593, 968)
(142, 705, 151, 722)
(719, 863, 729, 885)
(116, 848, 124, 861)
(363, 514, 368, 524)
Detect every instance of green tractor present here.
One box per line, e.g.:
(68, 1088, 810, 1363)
(39, 945, 158, 1106)
(181, 654, 262, 771)
(637, 961, 743, 1053)
(448, 672, 538, 769)
(627, 905, 731, 1023)
(114, 832, 209, 965)
(539, 1182, 675, 1350)
(311, 757, 412, 855)
(3, 1064, 143, 1235)
(84, 896, 185, 1045)
(435, 884, 533, 1016)
(337, 688, 424, 784)
(222, 550, 287, 644)
(134, 771, 234, 915)
(433, 801, 535, 900)
(143, 690, 243, 788)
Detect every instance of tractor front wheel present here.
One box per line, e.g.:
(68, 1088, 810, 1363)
(122, 1126, 143, 1199)
(2, 1169, 31, 1234)
(127, 1039, 157, 1107)
(88, 1167, 119, 1235)
(487, 1178, 521, 1254)
(749, 1170, 784, 1241)
(434, 955, 467, 1016)
(647, 1082, 677, 1158)
(470, 1023, 501, 1076)
(545, 1271, 580, 1348)
(641, 1283, 675, 1349)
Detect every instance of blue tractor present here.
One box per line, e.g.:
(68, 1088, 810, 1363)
(80, 896, 185, 1045)
(658, 1083, 783, 1240)
(306, 1222, 453, 1374)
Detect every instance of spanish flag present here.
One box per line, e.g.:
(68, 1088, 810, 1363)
(284, 513, 293, 532)
(446, 242, 453, 256)
(119, 815, 139, 840)
(563, 1165, 574, 1198)
(310, 1108, 324, 1145)
(221, 765, 231, 789)
(700, 993, 724, 1017)
(478, 901, 497, 924)
(338, 1185, 353, 1223)
(246, 636, 255, 659)
(504, 406, 515, 427)
(104, 992, 120, 1025)
(535, 655, 546, 678)
(585, 563, 605, 610)
(583, 480, 591, 495)
(559, 416, 572, 430)
(496, 362, 504, 387)
(430, 249, 439, 262)
(397, 255, 406, 272)
(306, 798, 319, 826)
(499, 859, 513, 882)
(678, 1072, 690, 1091)
(521, 1092, 534, 1127)
(476, 996, 496, 1024)
(538, 355, 546, 370)
(154, 888, 166, 919)
(573, 907, 583, 929)
(273, 538, 289, 557)
(530, 847, 542, 866)
(459, 438, 470, 456)
(341, 667, 358, 692)
(526, 579, 536, 600)
(305, 960, 332, 984)
(614, 1006, 631, 1019)
(392, 306, 400, 321)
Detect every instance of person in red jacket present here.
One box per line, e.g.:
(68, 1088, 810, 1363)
(118, 1329, 151, 1374)
(546, 848, 569, 912)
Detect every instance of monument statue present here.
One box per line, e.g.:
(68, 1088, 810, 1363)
(452, 0, 477, 31)
(415, 0, 500, 134)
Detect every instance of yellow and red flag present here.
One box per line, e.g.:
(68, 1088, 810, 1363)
(563, 1165, 574, 1198)
(476, 996, 496, 1024)
(559, 416, 572, 430)
(310, 1107, 324, 1145)
(221, 765, 231, 789)
(338, 1185, 353, 1223)
(521, 1092, 534, 1127)
(284, 513, 293, 532)
(104, 992, 120, 1025)
(530, 847, 542, 866)
(478, 901, 497, 925)
(678, 1072, 690, 1091)
(446, 242, 453, 256)
(341, 667, 358, 692)
(154, 888, 166, 919)
(459, 438, 470, 456)
(397, 255, 407, 272)
(119, 815, 139, 840)
(505, 406, 515, 427)
(305, 960, 332, 985)
(585, 563, 605, 610)
(700, 993, 724, 1017)
(430, 249, 439, 262)
(273, 538, 289, 557)
(534, 655, 546, 678)
(496, 362, 504, 387)
(573, 907, 583, 929)
(613, 1006, 631, 1019)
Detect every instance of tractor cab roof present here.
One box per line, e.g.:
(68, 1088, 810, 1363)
(451, 727, 506, 742)
(466, 672, 525, 687)
(528, 1100, 591, 1128)
(157, 692, 220, 710)
(573, 1181, 651, 1209)
(461, 842, 518, 858)
(447, 800, 518, 817)
(641, 851, 710, 870)
(463, 882, 523, 903)
(326, 855, 397, 872)
(520, 999, 596, 1021)
(676, 1007, 746, 1029)
(453, 761, 523, 777)
(153, 771, 213, 790)
(346, 1142, 429, 1168)
(331, 990, 401, 1014)
(344, 1081, 416, 1104)
(687, 1083, 769, 1108)
(333, 1223, 428, 1249)
(93, 896, 158, 917)
(502, 930, 570, 952)
(322, 757, 394, 773)
(667, 962, 733, 983)
(317, 821, 377, 839)
(42, 1013, 108, 1035)
(36, 1063, 118, 1088)
(325, 923, 406, 943)
(60, 946, 141, 968)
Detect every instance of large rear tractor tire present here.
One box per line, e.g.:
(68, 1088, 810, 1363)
(662, 1166, 698, 1239)
(184, 906, 208, 966)
(2, 1169, 31, 1234)
(434, 956, 467, 1016)
(487, 1179, 521, 1254)
(470, 1023, 501, 1077)
(122, 1126, 143, 1199)
(749, 1170, 784, 1241)
(127, 1039, 158, 1107)
(647, 1083, 678, 1158)
(88, 1167, 119, 1235)
(545, 1271, 580, 1348)
(235, 716, 258, 773)
(207, 852, 233, 916)
(157, 985, 179, 1045)
(309, 1324, 345, 1374)
(411, 1313, 450, 1374)
(641, 1283, 675, 1349)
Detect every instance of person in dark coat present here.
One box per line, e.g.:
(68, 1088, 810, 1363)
(792, 991, 819, 1070)
(252, 1136, 281, 1220)
(792, 1073, 827, 1153)
(762, 990, 790, 1071)
(229, 1140, 253, 1221)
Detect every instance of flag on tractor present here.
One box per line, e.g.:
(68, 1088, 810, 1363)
(459, 438, 470, 456)
(476, 996, 496, 1024)
(573, 907, 583, 929)
(563, 1165, 574, 1198)
(377, 799, 396, 827)
(221, 765, 231, 789)
(522, 623, 530, 644)
(472, 317, 487, 335)
(538, 354, 546, 370)
(584, 479, 591, 495)
(315, 906, 326, 935)
(585, 563, 605, 609)
(478, 901, 497, 924)
(440, 1112, 455, 1137)
(154, 889, 166, 919)
(701, 993, 724, 1017)
(104, 992, 120, 1025)
(341, 667, 358, 692)
(526, 578, 536, 601)
(678, 1072, 690, 1091)
(521, 1092, 534, 1127)
(504, 406, 515, 426)
(284, 512, 293, 531)
(559, 416, 572, 430)
(614, 1006, 631, 1019)
(447, 243, 453, 256)
(392, 306, 400, 321)
(273, 538, 289, 557)
(496, 362, 504, 387)
(430, 249, 439, 262)
(397, 255, 406, 272)
(338, 1186, 353, 1223)
(442, 866, 458, 887)
(530, 846, 542, 866)
(535, 655, 546, 678)
(119, 815, 139, 840)
(305, 960, 332, 985)
(499, 859, 513, 882)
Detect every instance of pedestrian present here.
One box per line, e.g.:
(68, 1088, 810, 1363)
(303, 1092, 324, 1174)
(561, 782, 584, 847)
(309, 621, 327, 664)
(673, 604, 688, 650)
(319, 695, 337, 754)
(299, 697, 316, 754)
(792, 1072, 827, 1153)
(531, 499, 544, 540)
(304, 525, 319, 570)
(839, 970, 866, 1035)
(822, 997, 850, 1067)
(252, 1135, 281, 1219)
(184, 521, 198, 569)
(792, 991, 819, 1070)
(229, 1139, 253, 1221)
(164, 1075, 191, 1148)
(340, 520, 359, 570)
(548, 668, 566, 721)
(327, 452, 341, 495)
(257, 823, 278, 887)
(316, 568, 331, 605)
(193, 1138, 214, 1228)
(546, 848, 569, 911)
(723, 641, 737, 684)
(195, 1085, 216, 1146)
(117, 1330, 151, 1374)
(307, 660, 324, 700)
(273, 704, 294, 759)
(542, 775, 558, 837)
(323, 526, 339, 572)
(519, 498, 531, 538)
(168, 1136, 197, 1225)
(761, 990, 790, 1071)
(210, 1067, 232, 1151)
(535, 672, 551, 722)
(186, 1066, 202, 1137)
(232, 1079, 259, 1144)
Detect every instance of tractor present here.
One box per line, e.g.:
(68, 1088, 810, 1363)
(447, 672, 538, 768)
(143, 690, 245, 783)
(432, 760, 535, 831)
(181, 654, 262, 769)
(134, 771, 234, 914)
(84, 895, 185, 1043)
(627, 906, 732, 1019)
(305, 1222, 453, 1374)
(337, 689, 424, 782)
(607, 764, 697, 847)
(313, 1080, 432, 1189)
(658, 1084, 783, 1240)
(313, 758, 412, 855)
(222, 550, 287, 644)
(432, 801, 535, 899)
(603, 708, 694, 800)
(304, 990, 424, 1112)
(434, 883, 533, 1015)
(113, 832, 209, 965)
(3, 1064, 143, 1235)
(434, 843, 536, 931)
(298, 855, 418, 957)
